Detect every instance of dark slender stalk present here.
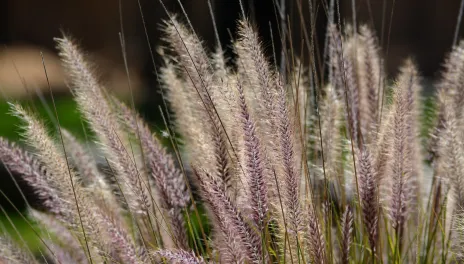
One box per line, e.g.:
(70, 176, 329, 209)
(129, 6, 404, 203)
(41, 52, 93, 264)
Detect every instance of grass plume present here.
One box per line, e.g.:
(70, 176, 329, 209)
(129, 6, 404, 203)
(1, 7, 464, 264)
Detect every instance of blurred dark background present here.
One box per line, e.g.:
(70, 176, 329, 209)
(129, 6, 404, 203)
(1, 0, 300, 106)
(2, 0, 464, 102)
(0, 0, 463, 243)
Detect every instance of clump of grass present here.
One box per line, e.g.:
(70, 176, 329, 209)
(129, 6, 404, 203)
(1, 8, 464, 264)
